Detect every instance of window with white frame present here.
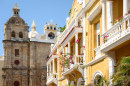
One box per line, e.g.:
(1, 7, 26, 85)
(96, 22, 100, 47)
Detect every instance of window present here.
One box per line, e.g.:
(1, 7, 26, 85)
(11, 31, 15, 38)
(54, 27, 56, 30)
(94, 75, 102, 85)
(19, 32, 23, 38)
(96, 22, 100, 47)
(47, 27, 49, 29)
(48, 32, 55, 39)
(15, 49, 19, 57)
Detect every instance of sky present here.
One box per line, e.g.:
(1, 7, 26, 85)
(0, 0, 74, 56)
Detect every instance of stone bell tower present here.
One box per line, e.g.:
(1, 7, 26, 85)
(3, 3, 29, 86)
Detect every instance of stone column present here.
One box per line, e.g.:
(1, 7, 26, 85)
(24, 31, 28, 41)
(6, 44, 12, 68)
(123, 0, 129, 16)
(16, 33, 19, 40)
(75, 33, 78, 56)
(107, 1, 113, 29)
(68, 41, 70, 53)
(102, 0, 106, 34)
(22, 45, 28, 67)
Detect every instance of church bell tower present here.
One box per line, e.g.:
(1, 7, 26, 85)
(3, 3, 29, 86)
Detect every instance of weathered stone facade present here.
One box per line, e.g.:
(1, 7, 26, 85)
(2, 4, 51, 86)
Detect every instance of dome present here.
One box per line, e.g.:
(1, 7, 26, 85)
(7, 16, 25, 25)
(28, 31, 39, 38)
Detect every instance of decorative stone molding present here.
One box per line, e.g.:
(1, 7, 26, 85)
(92, 71, 103, 84)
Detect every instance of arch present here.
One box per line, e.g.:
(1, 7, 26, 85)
(11, 31, 15, 38)
(14, 81, 20, 86)
(77, 78, 82, 86)
(92, 71, 103, 84)
(19, 32, 23, 38)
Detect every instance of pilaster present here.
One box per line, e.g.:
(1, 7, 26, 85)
(107, 0, 113, 29)
(30, 43, 36, 68)
(123, 0, 129, 16)
(102, 0, 106, 34)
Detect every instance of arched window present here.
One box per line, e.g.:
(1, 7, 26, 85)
(19, 32, 23, 38)
(92, 71, 103, 86)
(11, 31, 15, 38)
(14, 81, 20, 86)
(54, 27, 56, 30)
(94, 75, 102, 85)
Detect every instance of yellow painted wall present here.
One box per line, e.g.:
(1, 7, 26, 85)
(85, 0, 89, 4)
(59, 79, 67, 86)
(84, 0, 110, 84)
(48, 83, 57, 86)
(55, 0, 127, 85)
(68, 0, 83, 27)
(87, 58, 109, 84)
(115, 43, 130, 70)
(113, 0, 123, 23)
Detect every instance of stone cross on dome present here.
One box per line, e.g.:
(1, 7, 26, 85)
(50, 19, 53, 23)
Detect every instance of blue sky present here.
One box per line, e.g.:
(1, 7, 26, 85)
(0, 0, 73, 56)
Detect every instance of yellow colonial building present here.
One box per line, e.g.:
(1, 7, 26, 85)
(46, 0, 130, 86)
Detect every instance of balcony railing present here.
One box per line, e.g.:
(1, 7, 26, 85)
(50, 18, 80, 55)
(70, 55, 83, 68)
(47, 73, 58, 84)
(63, 55, 83, 73)
(101, 14, 130, 51)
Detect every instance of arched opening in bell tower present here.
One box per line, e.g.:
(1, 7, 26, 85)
(19, 32, 23, 38)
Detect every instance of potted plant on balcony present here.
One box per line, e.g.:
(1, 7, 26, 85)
(59, 39, 85, 71)
(103, 36, 109, 43)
